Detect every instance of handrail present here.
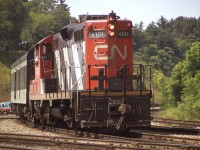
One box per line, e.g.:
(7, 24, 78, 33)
(29, 56, 152, 98)
(70, 67, 86, 90)
(75, 68, 86, 115)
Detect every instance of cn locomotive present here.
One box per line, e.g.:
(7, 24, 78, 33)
(11, 11, 152, 132)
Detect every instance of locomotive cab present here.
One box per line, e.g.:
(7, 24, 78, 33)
(29, 35, 57, 95)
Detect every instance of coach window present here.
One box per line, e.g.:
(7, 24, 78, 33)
(14, 71, 16, 99)
(18, 67, 20, 98)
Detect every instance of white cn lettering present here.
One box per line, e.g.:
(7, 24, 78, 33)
(94, 45, 127, 60)
(94, 45, 108, 60)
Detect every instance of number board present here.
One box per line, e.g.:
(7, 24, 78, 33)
(88, 30, 107, 38)
(118, 30, 131, 38)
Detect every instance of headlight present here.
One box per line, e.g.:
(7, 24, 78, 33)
(109, 24, 115, 30)
(109, 31, 115, 36)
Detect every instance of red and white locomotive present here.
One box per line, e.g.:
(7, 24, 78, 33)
(11, 11, 152, 131)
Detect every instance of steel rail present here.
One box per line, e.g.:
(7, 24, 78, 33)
(1, 132, 198, 150)
(153, 118, 200, 128)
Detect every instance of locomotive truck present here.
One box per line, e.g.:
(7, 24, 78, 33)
(11, 11, 152, 131)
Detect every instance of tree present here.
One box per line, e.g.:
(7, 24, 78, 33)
(157, 29, 177, 50)
(136, 44, 179, 76)
(133, 22, 147, 51)
(157, 16, 168, 29)
(0, 0, 27, 50)
(167, 62, 184, 106)
(21, 0, 71, 46)
(166, 42, 200, 109)
(165, 71, 200, 120)
(184, 41, 200, 76)
(145, 21, 159, 45)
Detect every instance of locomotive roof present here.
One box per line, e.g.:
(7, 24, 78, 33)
(11, 52, 29, 69)
(78, 14, 108, 23)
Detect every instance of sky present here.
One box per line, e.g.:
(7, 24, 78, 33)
(67, 0, 200, 28)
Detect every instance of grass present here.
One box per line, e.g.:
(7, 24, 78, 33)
(0, 51, 26, 102)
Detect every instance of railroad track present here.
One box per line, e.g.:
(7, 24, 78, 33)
(56, 127, 200, 144)
(0, 132, 131, 150)
(55, 127, 200, 149)
(153, 118, 200, 128)
(1, 131, 199, 150)
(1, 118, 200, 149)
(131, 128, 200, 145)
(0, 145, 33, 150)
(152, 118, 200, 134)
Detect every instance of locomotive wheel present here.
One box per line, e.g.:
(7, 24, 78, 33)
(43, 104, 51, 126)
(28, 102, 37, 127)
(65, 109, 75, 129)
(2, 111, 8, 115)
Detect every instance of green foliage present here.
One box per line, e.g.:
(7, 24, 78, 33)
(184, 42, 200, 75)
(21, 11, 56, 44)
(157, 16, 169, 29)
(133, 22, 147, 51)
(164, 42, 200, 120)
(136, 45, 179, 76)
(0, 0, 27, 50)
(151, 70, 168, 104)
(183, 72, 200, 101)
(134, 16, 200, 77)
(21, 0, 71, 46)
(134, 18, 200, 120)
(0, 0, 71, 50)
(167, 62, 184, 106)
(162, 97, 200, 120)
(145, 21, 159, 46)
